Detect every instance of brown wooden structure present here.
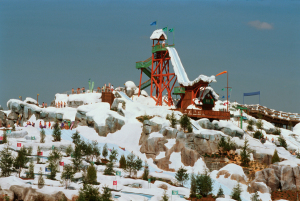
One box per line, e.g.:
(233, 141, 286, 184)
(102, 88, 115, 106)
(176, 109, 230, 120)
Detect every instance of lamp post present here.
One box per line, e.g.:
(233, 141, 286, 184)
(216, 71, 231, 111)
(37, 94, 39, 106)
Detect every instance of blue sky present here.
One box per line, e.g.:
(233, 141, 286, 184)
(0, 0, 299, 113)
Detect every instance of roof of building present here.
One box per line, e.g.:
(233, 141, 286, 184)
(150, 29, 167, 40)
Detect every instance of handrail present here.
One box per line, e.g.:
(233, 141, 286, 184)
(177, 109, 230, 119)
(136, 57, 152, 64)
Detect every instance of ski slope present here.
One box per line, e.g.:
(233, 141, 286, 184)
(166, 47, 216, 86)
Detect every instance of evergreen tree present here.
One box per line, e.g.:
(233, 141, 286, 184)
(190, 173, 197, 198)
(47, 148, 62, 180)
(119, 155, 126, 169)
(256, 120, 263, 133)
(175, 167, 189, 186)
(253, 131, 262, 139)
(125, 152, 142, 177)
(86, 164, 97, 184)
(187, 124, 193, 133)
(101, 185, 112, 201)
(196, 169, 214, 197)
(71, 131, 81, 145)
(92, 140, 100, 162)
(26, 146, 33, 156)
(104, 148, 118, 175)
(52, 121, 61, 141)
(167, 112, 177, 128)
(231, 183, 242, 201)
(218, 136, 237, 153)
(77, 184, 102, 201)
(14, 146, 29, 177)
(142, 163, 149, 181)
(109, 148, 118, 162)
(161, 191, 169, 201)
(12, 124, 16, 131)
(278, 135, 287, 150)
(247, 119, 254, 131)
(0, 146, 14, 177)
(37, 146, 41, 164)
(250, 192, 261, 201)
(240, 138, 251, 167)
(38, 167, 45, 189)
(179, 114, 191, 132)
(102, 143, 108, 159)
(40, 129, 46, 143)
(135, 157, 143, 172)
(217, 186, 224, 198)
(272, 149, 280, 164)
(61, 164, 75, 189)
(27, 159, 35, 179)
(3, 131, 7, 144)
(84, 142, 93, 161)
(72, 143, 82, 172)
(66, 144, 73, 157)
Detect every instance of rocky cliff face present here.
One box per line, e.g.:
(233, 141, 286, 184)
(248, 164, 300, 193)
(139, 120, 223, 171)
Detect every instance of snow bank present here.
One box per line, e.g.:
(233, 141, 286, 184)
(55, 93, 101, 104)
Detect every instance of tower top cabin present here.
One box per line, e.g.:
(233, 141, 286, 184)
(150, 29, 167, 46)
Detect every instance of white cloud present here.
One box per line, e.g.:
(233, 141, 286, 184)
(248, 20, 273, 30)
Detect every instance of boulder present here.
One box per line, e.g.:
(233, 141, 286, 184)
(197, 118, 213, 129)
(10, 102, 22, 113)
(67, 100, 84, 108)
(160, 127, 177, 139)
(7, 112, 18, 120)
(247, 181, 271, 194)
(143, 120, 162, 135)
(94, 115, 125, 137)
(0, 111, 7, 122)
(281, 165, 296, 191)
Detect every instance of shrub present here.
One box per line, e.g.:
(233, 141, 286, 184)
(38, 167, 45, 189)
(27, 160, 35, 179)
(253, 131, 262, 139)
(217, 186, 224, 198)
(161, 191, 169, 201)
(272, 149, 280, 164)
(66, 144, 73, 157)
(179, 114, 191, 132)
(195, 169, 214, 197)
(136, 114, 154, 123)
(166, 112, 177, 128)
(52, 121, 61, 141)
(278, 135, 287, 150)
(175, 167, 189, 186)
(40, 129, 46, 143)
(77, 184, 102, 201)
(190, 173, 197, 198)
(240, 138, 251, 167)
(142, 163, 149, 181)
(231, 183, 242, 201)
(273, 127, 281, 135)
(61, 164, 75, 188)
(247, 119, 254, 131)
(86, 165, 97, 185)
(119, 155, 126, 169)
(218, 136, 236, 152)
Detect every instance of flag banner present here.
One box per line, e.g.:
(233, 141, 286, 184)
(6, 130, 11, 134)
(52, 145, 55, 150)
(222, 96, 225, 99)
(150, 21, 156, 26)
(45, 167, 51, 172)
(228, 95, 230, 98)
(116, 171, 121, 176)
(113, 181, 117, 185)
(37, 151, 43, 156)
(172, 190, 178, 195)
(244, 91, 260, 96)
(17, 143, 21, 147)
(31, 136, 35, 140)
(216, 71, 227, 76)
(169, 28, 174, 32)
(0, 136, 3, 141)
(148, 178, 151, 183)
(229, 88, 232, 91)
(91, 161, 94, 165)
(59, 162, 64, 166)
(162, 27, 168, 32)
(222, 88, 225, 91)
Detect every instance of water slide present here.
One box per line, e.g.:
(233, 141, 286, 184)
(166, 47, 216, 86)
(116, 91, 133, 102)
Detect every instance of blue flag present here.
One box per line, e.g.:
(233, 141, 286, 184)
(222, 96, 225, 99)
(228, 95, 230, 98)
(45, 167, 51, 172)
(150, 21, 156, 26)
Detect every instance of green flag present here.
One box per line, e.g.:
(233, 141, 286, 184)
(222, 88, 225, 91)
(229, 88, 232, 91)
(172, 190, 178, 195)
(162, 27, 168, 32)
(169, 28, 174, 32)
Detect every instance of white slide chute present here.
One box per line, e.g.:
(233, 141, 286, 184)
(166, 47, 216, 86)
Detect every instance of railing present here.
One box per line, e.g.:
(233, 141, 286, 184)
(178, 109, 230, 119)
(136, 57, 152, 69)
(173, 86, 185, 94)
(152, 44, 175, 53)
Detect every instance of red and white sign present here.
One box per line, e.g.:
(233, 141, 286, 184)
(0, 136, 3, 141)
(17, 143, 22, 147)
(113, 181, 117, 185)
(59, 162, 64, 166)
(37, 152, 43, 156)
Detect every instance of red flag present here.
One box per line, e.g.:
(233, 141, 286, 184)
(113, 181, 117, 185)
(17, 143, 21, 147)
(0, 136, 3, 141)
(38, 152, 43, 156)
(59, 162, 64, 166)
(216, 71, 227, 76)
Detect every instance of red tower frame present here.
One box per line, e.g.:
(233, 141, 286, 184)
(150, 39, 177, 106)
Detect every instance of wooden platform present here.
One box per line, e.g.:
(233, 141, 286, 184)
(176, 109, 230, 120)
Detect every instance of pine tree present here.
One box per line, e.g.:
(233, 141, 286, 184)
(0, 146, 14, 177)
(40, 129, 46, 143)
(77, 184, 102, 201)
(135, 157, 143, 172)
(52, 121, 61, 141)
(37, 146, 41, 164)
(66, 144, 73, 157)
(217, 186, 224, 198)
(253, 130, 262, 139)
(240, 138, 251, 167)
(175, 166, 189, 186)
(61, 164, 74, 189)
(247, 119, 254, 131)
(119, 155, 126, 169)
(190, 173, 197, 198)
(72, 144, 82, 172)
(231, 183, 242, 201)
(179, 114, 191, 132)
(102, 143, 108, 159)
(256, 120, 263, 133)
(167, 112, 177, 128)
(161, 191, 169, 201)
(104, 148, 118, 176)
(142, 163, 149, 181)
(27, 159, 35, 179)
(101, 185, 112, 201)
(47, 148, 62, 180)
(14, 146, 29, 177)
(125, 152, 142, 177)
(91, 140, 100, 162)
(196, 168, 214, 197)
(71, 131, 81, 145)
(86, 165, 97, 184)
(250, 192, 261, 201)
(38, 167, 45, 189)
(26, 146, 33, 156)
(278, 135, 287, 150)
(272, 149, 280, 164)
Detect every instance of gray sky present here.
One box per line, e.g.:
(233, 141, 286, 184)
(0, 0, 299, 113)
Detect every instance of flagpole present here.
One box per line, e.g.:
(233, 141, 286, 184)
(167, 26, 168, 45)
(173, 28, 175, 45)
(227, 72, 228, 112)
